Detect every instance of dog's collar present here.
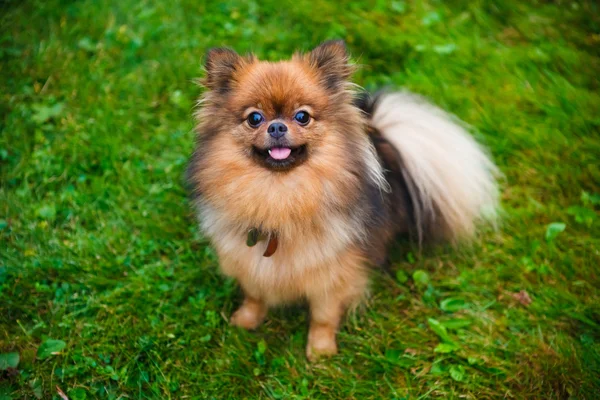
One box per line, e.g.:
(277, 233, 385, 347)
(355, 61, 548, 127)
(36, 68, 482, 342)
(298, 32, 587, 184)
(246, 228, 278, 257)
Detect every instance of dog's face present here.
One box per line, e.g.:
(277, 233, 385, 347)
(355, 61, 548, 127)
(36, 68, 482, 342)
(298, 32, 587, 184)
(199, 40, 357, 172)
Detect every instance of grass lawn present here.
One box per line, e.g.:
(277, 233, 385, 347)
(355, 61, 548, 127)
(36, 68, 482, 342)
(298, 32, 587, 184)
(1, 0, 599, 398)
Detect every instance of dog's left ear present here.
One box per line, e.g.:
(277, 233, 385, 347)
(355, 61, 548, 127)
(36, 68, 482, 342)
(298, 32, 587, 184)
(308, 40, 354, 91)
(204, 47, 254, 92)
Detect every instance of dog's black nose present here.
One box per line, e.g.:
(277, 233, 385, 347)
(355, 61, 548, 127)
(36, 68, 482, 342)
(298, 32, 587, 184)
(267, 122, 288, 138)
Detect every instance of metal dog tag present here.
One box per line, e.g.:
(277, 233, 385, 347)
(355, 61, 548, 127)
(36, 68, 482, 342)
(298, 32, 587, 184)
(246, 228, 259, 247)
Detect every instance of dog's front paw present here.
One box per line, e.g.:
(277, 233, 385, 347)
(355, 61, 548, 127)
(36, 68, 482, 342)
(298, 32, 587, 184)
(230, 301, 266, 330)
(306, 324, 338, 361)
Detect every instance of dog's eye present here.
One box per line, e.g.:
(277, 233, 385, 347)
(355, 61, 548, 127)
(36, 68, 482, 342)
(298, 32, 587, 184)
(293, 111, 310, 125)
(247, 112, 264, 128)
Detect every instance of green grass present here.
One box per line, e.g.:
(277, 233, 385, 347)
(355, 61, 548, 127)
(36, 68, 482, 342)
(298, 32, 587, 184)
(1, 0, 599, 398)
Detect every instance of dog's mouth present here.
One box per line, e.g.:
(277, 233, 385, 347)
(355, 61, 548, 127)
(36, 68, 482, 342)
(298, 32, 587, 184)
(252, 144, 308, 171)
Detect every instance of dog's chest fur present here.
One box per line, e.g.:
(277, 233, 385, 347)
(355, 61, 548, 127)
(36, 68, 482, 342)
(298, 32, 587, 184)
(198, 201, 368, 304)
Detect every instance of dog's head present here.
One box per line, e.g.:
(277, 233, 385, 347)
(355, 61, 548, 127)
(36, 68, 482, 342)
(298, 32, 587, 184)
(197, 40, 360, 172)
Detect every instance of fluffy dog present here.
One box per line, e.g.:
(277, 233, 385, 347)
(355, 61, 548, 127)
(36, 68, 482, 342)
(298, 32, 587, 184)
(187, 40, 498, 360)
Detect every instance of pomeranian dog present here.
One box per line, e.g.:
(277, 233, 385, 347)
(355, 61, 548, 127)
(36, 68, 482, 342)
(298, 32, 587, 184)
(187, 40, 498, 360)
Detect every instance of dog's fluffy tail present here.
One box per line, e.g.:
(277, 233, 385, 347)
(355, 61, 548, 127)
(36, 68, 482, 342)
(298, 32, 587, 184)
(369, 92, 499, 243)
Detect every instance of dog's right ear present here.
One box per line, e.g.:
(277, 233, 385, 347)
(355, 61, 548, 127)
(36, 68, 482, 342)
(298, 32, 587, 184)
(307, 40, 354, 91)
(203, 48, 248, 92)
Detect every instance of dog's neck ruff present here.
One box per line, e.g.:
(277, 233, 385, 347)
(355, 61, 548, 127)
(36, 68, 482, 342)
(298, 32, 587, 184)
(246, 228, 278, 257)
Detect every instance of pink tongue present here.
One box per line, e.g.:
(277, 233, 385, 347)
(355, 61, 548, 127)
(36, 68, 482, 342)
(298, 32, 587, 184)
(269, 147, 292, 160)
